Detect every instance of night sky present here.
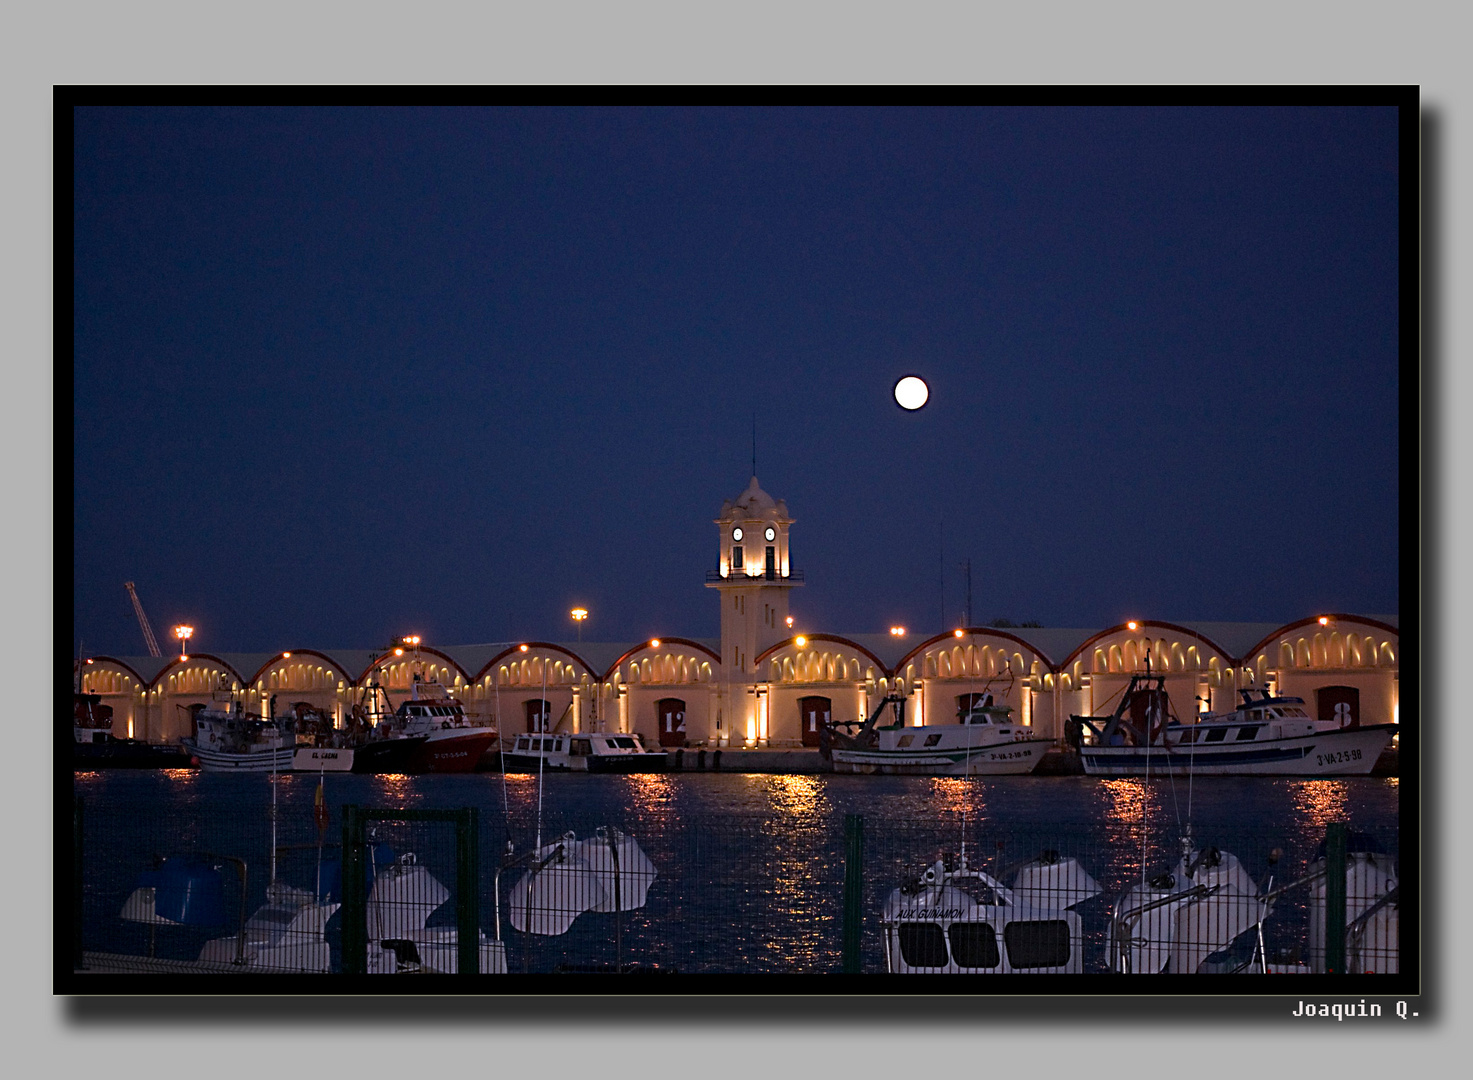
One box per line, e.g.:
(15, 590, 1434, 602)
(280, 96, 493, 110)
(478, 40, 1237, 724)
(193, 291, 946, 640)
(72, 106, 1402, 657)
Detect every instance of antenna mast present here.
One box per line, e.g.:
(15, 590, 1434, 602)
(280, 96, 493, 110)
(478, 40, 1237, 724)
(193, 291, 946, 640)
(751, 411, 756, 477)
(125, 582, 162, 657)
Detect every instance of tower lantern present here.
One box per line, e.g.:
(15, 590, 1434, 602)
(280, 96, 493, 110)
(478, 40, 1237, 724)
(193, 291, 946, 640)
(706, 476, 803, 678)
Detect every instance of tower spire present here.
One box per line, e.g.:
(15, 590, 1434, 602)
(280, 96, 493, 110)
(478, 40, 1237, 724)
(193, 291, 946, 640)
(751, 411, 756, 478)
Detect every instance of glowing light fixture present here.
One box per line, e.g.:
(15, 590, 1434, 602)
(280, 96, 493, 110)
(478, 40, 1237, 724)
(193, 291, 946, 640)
(519, 644, 529, 652)
(893, 375, 929, 410)
(404, 635, 421, 646)
(954, 629, 964, 638)
(283, 652, 291, 658)
(890, 626, 906, 636)
(1126, 621, 1138, 631)
(174, 625, 193, 659)
(650, 639, 661, 648)
(795, 636, 807, 647)
(785, 616, 794, 628)
(394, 648, 403, 656)
(1318, 616, 1330, 626)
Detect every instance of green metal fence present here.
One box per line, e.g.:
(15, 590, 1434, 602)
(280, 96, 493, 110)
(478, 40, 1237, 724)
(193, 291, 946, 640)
(70, 801, 1399, 977)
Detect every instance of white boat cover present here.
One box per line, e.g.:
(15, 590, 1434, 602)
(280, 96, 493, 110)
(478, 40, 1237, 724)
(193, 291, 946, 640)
(508, 828, 657, 935)
(367, 858, 451, 939)
(1112, 848, 1266, 973)
(1010, 855, 1102, 910)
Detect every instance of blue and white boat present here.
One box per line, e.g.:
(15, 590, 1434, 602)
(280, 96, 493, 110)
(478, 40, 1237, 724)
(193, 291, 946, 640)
(1071, 675, 1395, 777)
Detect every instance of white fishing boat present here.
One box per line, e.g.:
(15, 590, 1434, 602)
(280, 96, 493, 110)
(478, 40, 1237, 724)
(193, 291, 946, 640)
(181, 699, 296, 772)
(365, 852, 508, 974)
(824, 692, 1051, 776)
(1072, 672, 1395, 777)
(499, 730, 668, 773)
(880, 849, 1101, 973)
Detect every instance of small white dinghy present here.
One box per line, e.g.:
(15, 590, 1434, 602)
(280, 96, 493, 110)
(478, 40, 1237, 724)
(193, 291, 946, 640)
(504, 827, 658, 937)
(881, 850, 1102, 973)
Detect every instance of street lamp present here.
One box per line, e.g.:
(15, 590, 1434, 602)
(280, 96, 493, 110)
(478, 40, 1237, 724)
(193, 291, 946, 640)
(174, 625, 193, 660)
(571, 608, 588, 642)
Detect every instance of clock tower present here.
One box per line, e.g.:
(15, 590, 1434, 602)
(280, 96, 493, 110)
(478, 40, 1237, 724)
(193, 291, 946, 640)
(706, 476, 803, 681)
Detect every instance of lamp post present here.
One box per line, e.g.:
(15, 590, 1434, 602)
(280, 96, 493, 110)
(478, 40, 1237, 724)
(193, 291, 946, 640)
(571, 608, 588, 643)
(174, 625, 193, 661)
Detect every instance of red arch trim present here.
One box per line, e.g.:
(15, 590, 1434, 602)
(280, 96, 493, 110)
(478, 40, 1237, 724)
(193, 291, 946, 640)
(470, 642, 597, 685)
(897, 628, 1063, 674)
(602, 637, 722, 682)
(1055, 620, 1236, 673)
(754, 634, 892, 677)
(1239, 615, 1400, 667)
(353, 645, 472, 687)
(247, 649, 359, 688)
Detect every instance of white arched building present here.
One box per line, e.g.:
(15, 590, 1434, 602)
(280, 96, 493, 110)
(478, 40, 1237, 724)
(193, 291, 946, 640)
(79, 477, 1400, 753)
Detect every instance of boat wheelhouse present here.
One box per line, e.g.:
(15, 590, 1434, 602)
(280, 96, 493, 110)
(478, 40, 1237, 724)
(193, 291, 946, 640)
(182, 699, 297, 772)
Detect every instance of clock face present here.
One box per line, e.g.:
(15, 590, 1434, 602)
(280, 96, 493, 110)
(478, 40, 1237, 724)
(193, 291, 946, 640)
(731, 527, 743, 542)
(764, 526, 776, 541)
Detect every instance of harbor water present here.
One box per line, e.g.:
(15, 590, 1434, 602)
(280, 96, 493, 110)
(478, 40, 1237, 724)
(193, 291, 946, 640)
(72, 769, 1402, 975)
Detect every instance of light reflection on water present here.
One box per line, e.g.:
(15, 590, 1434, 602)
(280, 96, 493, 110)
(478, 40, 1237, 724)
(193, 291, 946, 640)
(73, 770, 1401, 975)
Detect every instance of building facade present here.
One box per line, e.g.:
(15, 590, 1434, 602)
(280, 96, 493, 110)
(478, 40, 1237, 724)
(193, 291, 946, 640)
(79, 477, 1400, 750)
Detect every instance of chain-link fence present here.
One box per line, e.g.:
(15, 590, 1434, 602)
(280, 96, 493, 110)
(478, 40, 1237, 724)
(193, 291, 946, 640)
(71, 798, 1399, 977)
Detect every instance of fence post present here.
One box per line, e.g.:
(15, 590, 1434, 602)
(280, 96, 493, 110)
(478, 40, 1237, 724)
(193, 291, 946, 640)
(1324, 822, 1347, 974)
(456, 806, 480, 975)
(842, 813, 864, 973)
(341, 805, 366, 976)
(74, 796, 84, 970)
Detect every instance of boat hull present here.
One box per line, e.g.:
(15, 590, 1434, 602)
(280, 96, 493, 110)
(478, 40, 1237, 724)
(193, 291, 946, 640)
(831, 738, 1052, 776)
(182, 741, 296, 772)
(292, 747, 355, 772)
(405, 730, 500, 773)
(350, 735, 431, 774)
(73, 739, 196, 770)
(1080, 724, 1395, 777)
(497, 748, 669, 773)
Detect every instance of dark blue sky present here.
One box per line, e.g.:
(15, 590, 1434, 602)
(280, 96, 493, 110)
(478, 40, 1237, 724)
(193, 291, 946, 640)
(73, 106, 1402, 655)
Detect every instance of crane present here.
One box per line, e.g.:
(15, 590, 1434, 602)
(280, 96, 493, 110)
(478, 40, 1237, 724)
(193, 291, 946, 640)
(124, 581, 162, 657)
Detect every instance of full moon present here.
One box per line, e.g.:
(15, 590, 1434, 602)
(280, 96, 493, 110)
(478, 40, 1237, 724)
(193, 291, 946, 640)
(894, 375, 929, 410)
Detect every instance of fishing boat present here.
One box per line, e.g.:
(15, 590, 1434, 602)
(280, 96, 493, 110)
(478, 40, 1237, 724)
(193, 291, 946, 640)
(72, 692, 194, 769)
(1070, 670, 1396, 777)
(822, 692, 1052, 776)
(391, 675, 500, 773)
(181, 698, 297, 772)
(880, 849, 1101, 973)
(499, 730, 668, 773)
